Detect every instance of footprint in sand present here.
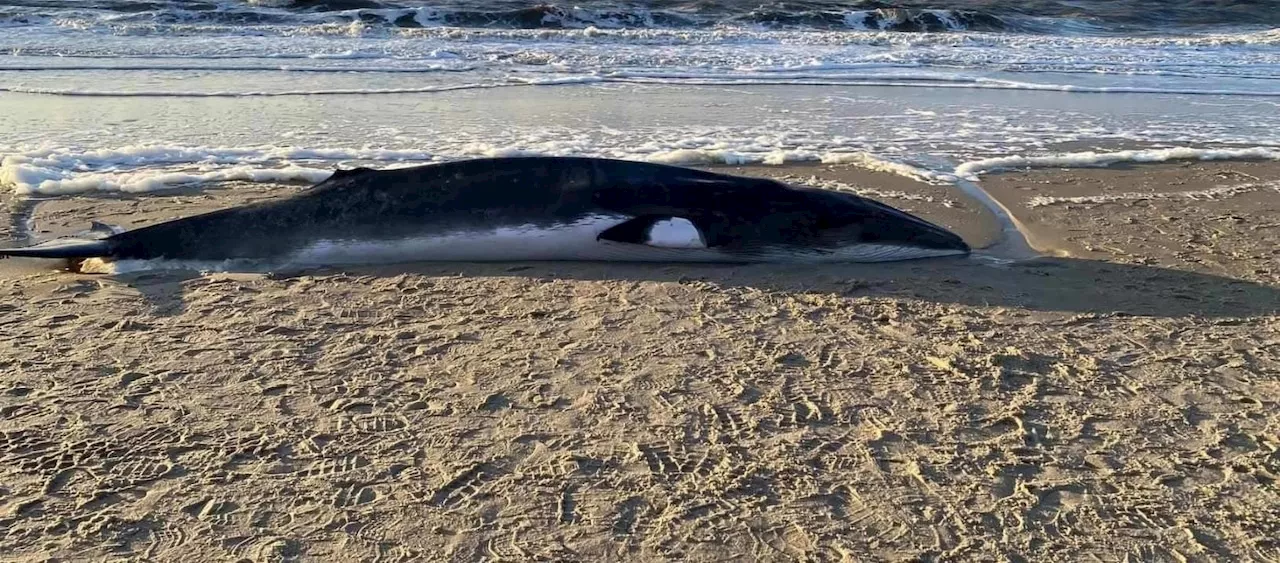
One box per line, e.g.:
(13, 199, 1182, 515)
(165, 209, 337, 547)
(221, 535, 302, 562)
(184, 498, 240, 522)
(779, 375, 833, 426)
(0, 429, 58, 465)
(136, 521, 190, 560)
(701, 403, 754, 444)
(333, 483, 380, 508)
(295, 455, 371, 479)
(790, 484, 857, 519)
(349, 413, 409, 434)
(611, 496, 649, 539)
(557, 484, 580, 524)
(431, 462, 498, 508)
(103, 456, 176, 487)
(752, 522, 817, 560)
(639, 443, 687, 482)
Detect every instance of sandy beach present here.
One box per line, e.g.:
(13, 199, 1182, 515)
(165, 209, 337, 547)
(3, 0, 1279, 558)
(1, 158, 1278, 561)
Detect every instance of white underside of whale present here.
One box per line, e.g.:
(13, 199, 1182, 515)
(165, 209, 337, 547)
(79, 213, 966, 273)
(291, 214, 726, 264)
(293, 214, 721, 264)
(287, 214, 963, 265)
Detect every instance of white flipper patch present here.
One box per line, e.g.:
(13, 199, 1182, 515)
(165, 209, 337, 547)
(644, 218, 706, 249)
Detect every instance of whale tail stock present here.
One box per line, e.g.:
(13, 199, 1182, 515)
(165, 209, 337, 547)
(0, 220, 121, 265)
(0, 238, 113, 274)
(0, 239, 111, 259)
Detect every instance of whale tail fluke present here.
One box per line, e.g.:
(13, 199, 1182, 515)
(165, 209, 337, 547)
(0, 238, 112, 259)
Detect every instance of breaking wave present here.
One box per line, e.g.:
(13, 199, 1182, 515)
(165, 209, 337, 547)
(6, 0, 1278, 34)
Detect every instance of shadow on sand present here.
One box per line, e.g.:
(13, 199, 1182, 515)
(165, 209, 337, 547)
(107, 254, 1280, 319)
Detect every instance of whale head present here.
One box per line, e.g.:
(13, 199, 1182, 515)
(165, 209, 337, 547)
(797, 187, 971, 262)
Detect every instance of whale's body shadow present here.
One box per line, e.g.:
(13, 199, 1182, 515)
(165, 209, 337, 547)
(108, 255, 1280, 319)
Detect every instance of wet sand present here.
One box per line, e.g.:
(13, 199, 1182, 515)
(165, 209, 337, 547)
(1, 161, 1278, 561)
(982, 159, 1280, 286)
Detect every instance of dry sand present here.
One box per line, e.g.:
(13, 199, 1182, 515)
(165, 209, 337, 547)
(1, 161, 1278, 561)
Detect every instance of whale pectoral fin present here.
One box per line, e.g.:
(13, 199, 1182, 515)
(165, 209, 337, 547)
(598, 215, 715, 249)
(597, 215, 669, 244)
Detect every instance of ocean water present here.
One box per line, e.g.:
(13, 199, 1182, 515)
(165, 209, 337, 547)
(0, 1, 1278, 196)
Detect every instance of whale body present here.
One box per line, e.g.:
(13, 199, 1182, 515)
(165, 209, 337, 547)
(0, 156, 969, 271)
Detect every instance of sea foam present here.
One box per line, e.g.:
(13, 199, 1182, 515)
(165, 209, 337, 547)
(955, 147, 1280, 179)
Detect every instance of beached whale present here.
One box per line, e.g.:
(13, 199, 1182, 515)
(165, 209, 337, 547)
(0, 156, 969, 272)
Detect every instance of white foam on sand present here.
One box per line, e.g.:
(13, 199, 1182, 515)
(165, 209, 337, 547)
(643, 149, 757, 166)
(641, 149, 953, 184)
(0, 62, 473, 73)
(8, 142, 1280, 200)
(601, 72, 1280, 98)
(0, 145, 445, 195)
(819, 152, 958, 184)
(0, 76, 604, 97)
(7, 145, 438, 166)
(6, 68, 1279, 99)
(1027, 182, 1280, 207)
(955, 146, 1280, 179)
(3, 165, 333, 195)
(0, 143, 958, 196)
